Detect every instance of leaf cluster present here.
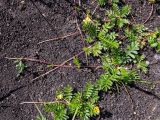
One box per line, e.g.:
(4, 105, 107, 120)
(147, 29, 160, 51)
(44, 84, 99, 120)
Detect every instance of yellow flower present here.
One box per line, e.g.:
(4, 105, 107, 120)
(93, 106, 100, 115)
(83, 14, 92, 24)
(56, 94, 63, 100)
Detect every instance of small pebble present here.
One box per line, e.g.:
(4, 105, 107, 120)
(133, 112, 137, 115)
(154, 54, 160, 60)
(20, 0, 25, 4)
(146, 61, 150, 65)
(42, 13, 46, 17)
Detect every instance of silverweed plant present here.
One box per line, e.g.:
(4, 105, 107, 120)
(36, 0, 160, 120)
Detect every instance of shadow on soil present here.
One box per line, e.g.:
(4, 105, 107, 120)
(0, 85, 26, 102)
(36, 0, 53, 8)
(130, 84, 160, 100)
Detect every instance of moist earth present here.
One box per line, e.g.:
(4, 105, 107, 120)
(0, 0, 160, 120)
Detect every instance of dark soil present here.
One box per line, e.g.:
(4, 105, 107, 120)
(0, 0, 160, 120)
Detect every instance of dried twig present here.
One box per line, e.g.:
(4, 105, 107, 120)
(131, 14, 136, 23)
(75, 19, 85, 45)
(20, 100, 67, 104)
(122, 83, 136, 114)
(143, 4, 154, 24)
(5, 57, 52, 64)
(78, 0, 81, 6)
(29, 95, 45, 119)
(5, 57, 101, 69)
(38, 32, 80, 44)
(29, 51, 84, 83)
(30, 0, 54, 29)
(75, 18, 89, 64)
(22, 95, 68, 105)
(92, 4, 99, 15)
(72, 1, 89, 64)
(123, 83, 134, 105)
(48, 64, 102, 69)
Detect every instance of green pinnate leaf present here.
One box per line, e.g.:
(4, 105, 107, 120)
(97, 0, 107, 6)
(85, 36, 94, 43)
(36, 115, 47, 120)
(121, 5, 131, 17)
(83, 82, 94, 99)
(125, 42, 139, 62)
(117, 18, 129, 28)
(63, 85, 73, 102)
(92, 42, 103, 57)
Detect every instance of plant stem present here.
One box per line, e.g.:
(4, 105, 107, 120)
(72, 107, 79, 120)
(143, 4, 154, 24)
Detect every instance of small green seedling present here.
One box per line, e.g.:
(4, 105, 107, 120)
(14, 59, 26, 76)
(73, 57, 81, 69)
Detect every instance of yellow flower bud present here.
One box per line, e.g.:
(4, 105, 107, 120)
(56, 94, 63, 100)
(83, 14, 92, 24)
(93, 106, 100, 115)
